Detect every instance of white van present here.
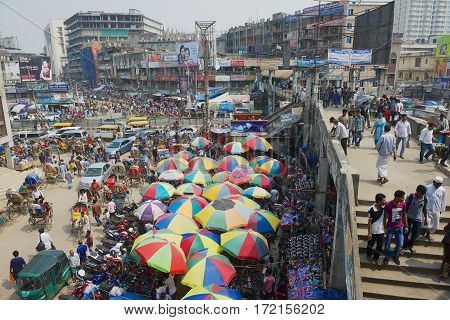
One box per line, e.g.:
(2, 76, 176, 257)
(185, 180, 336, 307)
(47, 126, 82, 138)
(60, 129, 88, 141)
(14, 131, 48, 141)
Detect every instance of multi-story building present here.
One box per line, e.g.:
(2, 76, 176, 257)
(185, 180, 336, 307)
(64, 9, 163, 82)
(0, 34, 20, 50)
(44, 20, 68, 81)
(0, 64, 15, 168)
(393, 0, 449, 43)
(396, 51, 435, 85)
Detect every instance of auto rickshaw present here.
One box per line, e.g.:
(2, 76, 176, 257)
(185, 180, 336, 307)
(16, 250, 72, 300)
(28, 202, 53, 229)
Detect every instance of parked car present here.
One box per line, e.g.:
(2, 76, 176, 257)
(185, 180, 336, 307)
(105, 138, 134, 158)
(79, 162, 112, 189)
(60, 129, 88, 141)
(47, 126, 81, 138)
(43, 112, 61, 122)
(13, 131, 48, 142)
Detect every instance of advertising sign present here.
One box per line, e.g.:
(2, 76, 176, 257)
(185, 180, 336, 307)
(215, 75, 231, 82)
(302, 3, 344, 16)
(15, 83, 29, 93)
(231, 60, 245, 67)
(19, 56, 52, 82)
(218, 60, 231, 68)
(230, 75, 248, 81)
(4, 86, 16, 94)
(179, 75, 188, 95)
(435, 35, 450, 79)
(327, 49, 372, 65)
(281, 113, 293, 123)
(48, 83, 69, 92)
(297, 60, 327, 67)
(162, 54, 178, 62)
(230, 120, 268, 137)
(176, 41, 199, 67)
(27, 82, 49, 91)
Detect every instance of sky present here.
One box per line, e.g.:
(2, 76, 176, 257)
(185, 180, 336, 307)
(0, 0, 317, 53)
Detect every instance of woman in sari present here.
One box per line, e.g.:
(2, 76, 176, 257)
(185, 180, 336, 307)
(371, 112, 386, 146)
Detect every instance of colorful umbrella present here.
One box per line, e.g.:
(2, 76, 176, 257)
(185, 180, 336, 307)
(249, 174, 273, 189)
(222, 194, 261, 210)
(218, 155, 249, 172)
(232, 165, 255, 175)
(182, 284, 242, 300)
(229, 170, 252, 185)
(25, 172, 40, 186)
(243, 186, 271, 199)
(158, 169, 184, 182)
(223, 142, 249, 155)
(189, 157, 218, 171)
(154, 213, 199, 234)
(182, 249, 235, 288)
(195, 199, 254, 232)
(174, 150, 195, 161)
(191, 137, 211, 149)
(181, 231, 222, 257)
(168, 196, 209, 218)
(220, 228, 269, 261)
(247, 210, 280, 235)
(212, 171, 230, 183)
(140, 182, 175, 200)
(156, 158, 189, 173)
(175, 183, 203, 196)
(243, 136, 273, 152)
(184, 170, 213, 186)
(202, 182, 243, 201)
(132, 238, 187, 274)
(249, 156, 272, 168)
(132, 229, 182, 251)
(134, 200, 167, 221)
(256, 159, 286, 176)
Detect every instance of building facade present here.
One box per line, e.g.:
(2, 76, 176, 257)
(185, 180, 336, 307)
(396, 51, 435, 85)
(0, 66, 15, 169)
(44, 20, 68, 81)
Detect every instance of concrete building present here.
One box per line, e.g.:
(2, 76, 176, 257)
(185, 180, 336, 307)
(0, 35, 20, 50)
(393, 0, 449, 43)
(44, 20, 68, 81)
(396, 51, 435, 85)
(0, 67, 15, 169)
(64, 9, 163, 81)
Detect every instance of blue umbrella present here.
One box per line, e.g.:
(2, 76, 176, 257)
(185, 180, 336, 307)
(25, 172, 40, 186)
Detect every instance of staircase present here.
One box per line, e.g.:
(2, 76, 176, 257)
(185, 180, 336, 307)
(356, 200, 450, 300)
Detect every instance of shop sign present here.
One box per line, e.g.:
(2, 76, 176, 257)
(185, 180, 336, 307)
(231, 60, 245, 67)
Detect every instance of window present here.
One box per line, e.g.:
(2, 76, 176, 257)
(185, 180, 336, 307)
(408, 72, 412, 80)
(348, 8, 354, 16)
(415, 57, 421, 67)
(347, 23, 353, 30)
(345, 36, 352, 44)
(399, 72, 403, 79)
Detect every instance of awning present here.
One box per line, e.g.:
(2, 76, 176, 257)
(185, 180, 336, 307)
(261, 70, 293, 79)
(10, 104, 26, 113)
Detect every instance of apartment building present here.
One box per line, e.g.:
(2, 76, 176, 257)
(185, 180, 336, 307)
(396, 51, 435, 84)
(44, 20, 68, 81)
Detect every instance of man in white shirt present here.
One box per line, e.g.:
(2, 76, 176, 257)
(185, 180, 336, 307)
(68, 250, 80, 276)
(36, 228, 53, 250)
(394, 114, 411, 159)
(419, 123, 436, 163)
(424, 176, 446, 241)
(107, 200, 116, 215)
(330, 117, 349, 155)
(32, 188, 44, 202)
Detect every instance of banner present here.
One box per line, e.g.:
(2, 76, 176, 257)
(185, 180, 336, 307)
(231, 60, 245, 67)
(327, 49, 372, 65)
(48, 83, 69, 92)
(27, 82, 49, 91)
(19, 56, 52, 82)
(179, 75, 188, 95)
(4, 86, 16, 94)
(230, 120, 268, 136)
(176, 41, 199, 67)
(297, 60, 327, 67)
(162, 54, 178, 62)
(218, 60, 231, 68)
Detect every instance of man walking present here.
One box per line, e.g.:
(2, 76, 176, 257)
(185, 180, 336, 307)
(376, 125, 396, 185)
(330, 117, 349, 156)
(10, 251, 26, 283)
(394, 114, 411, 159)
(383, 190, 408, 266)
(419, 122, 436, 163)
(91, 199, 102, 226)
(424, 177, 446, 241)
(353, 110, 365, 148)
(367, 193, 386, 266)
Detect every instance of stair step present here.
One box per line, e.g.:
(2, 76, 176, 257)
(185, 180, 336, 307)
(360, 254, 442, 274)
(357, 228, 444, 247)
(362, 281, 450, 300)
(355, 209, 450, 224)
(356, 215, 447, 235)
(358, 242, 443, 260)
(358, 199, 450, 213)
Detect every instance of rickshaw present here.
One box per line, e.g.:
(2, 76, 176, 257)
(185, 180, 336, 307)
(77, 188, 93, 206)
(28, 202, 53, 229)
(111, 162, 127, 181)
(111, 183, 129, 209)
(43, 163, 59, 184)
(56, 138, 68, 153)
(6, 189, 28, 219)
(71, 202, 88, 234)
(16, 250, 72, 300)
(127, 165, 142, 186)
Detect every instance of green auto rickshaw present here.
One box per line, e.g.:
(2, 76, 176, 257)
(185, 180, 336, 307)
(16, 250, 72, 300)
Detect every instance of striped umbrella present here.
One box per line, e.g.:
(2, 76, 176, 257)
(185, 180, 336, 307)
(218, 155, 249, 172)
(158, 169, 184, 182)
(243, 136, 272, 152)
(249, 174, 273, 189)
(195, 199, 254, 232)
(220, 228, 269, 261)
(134, 200, 167, 221)
(249, 156, 272, 169)
(247, 210, 280, 235)
(181, 230, 222, 257)
(222, 194, 261, 210)
(140, 182, 175, 200)
(232, 165, 255, 175)
(228, 169, 252, 185)
(202, 182, 243, 201)
(184, 170, 213, 186)
(189, 157, 218, 171)
(243, 187, 271, 199)
(132, 230, 182, 251)
(154, 213, 199, 234)
(256, 159, 286, 176)
(174, 150, 195, 161)
(168, 196, 209, 218)
(132, 238, 187, 274)
(223, 142, 249, 155)
(212, 171, 231, 183)
(175, 183, 203, 196)
(191, 137, 211, 149)
(156, 158, 189, 173)
(182, 249, 235, 288)
(182, 284, 242, 300)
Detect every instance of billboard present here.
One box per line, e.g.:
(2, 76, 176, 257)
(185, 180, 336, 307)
(19, 56, 52, 82)
(178, 75, 188, 95)
(328, 49, 372, 65)
(80, 44, 100, 88)
(48, 83, 69, 92)
(435, 35, 450, 79)
(176, 41, 199, 67)
(230, 120, 268, 137)
(302, 2, 344, 16)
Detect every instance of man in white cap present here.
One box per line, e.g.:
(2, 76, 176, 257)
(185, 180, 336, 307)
(424, 176, 446, 241)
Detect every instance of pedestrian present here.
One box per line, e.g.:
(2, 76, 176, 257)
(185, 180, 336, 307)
(36, 228, 54, 251)
(375, 125, 396, 185)
(383, 190, 408, 266)
(165, 274, 177, 299)
(332, 89, 340, 108)
(91, 199, 102, 226)
(321, 89, 329, 108)
(79, 212, 90, 235)
(68, 249, 80, 277)
(65, 170, 74, 189)
(101, 209, 110, 227)
(400, 185, 427, 255)
(367, 193, 386, 266)
(419, 122, 436, 164)
(371, 112, 386, 146)
(338, 109, 349, 129)
(59, 160, 67, 182)
(353, 109, 365, 148)
(262, 270, 276, 299)
(330, 117, 349, 156)
(348, 110, 355, 146)
(436, 113, 449, 144)
(394, 114, 411, 159)
(360, 101, 371, 128)
(441, 222, 450, 278)
(108, 199, 116, 216)
(85, 230, 94, 253)
(76, 240, 88, 265)
(10, 250, 26, 284)
(424, 176, 446, 241)
(91, 179, 101, 200)
(156, 279, 170, 300)
(78, 189, 88, 206)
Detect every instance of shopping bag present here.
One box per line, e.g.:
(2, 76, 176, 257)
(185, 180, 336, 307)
(406, 140, 410, 149)
(9, 273, 15, 284)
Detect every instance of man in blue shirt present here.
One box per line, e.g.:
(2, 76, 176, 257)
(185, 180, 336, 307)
(76, 240, 88, 265)
(10, 250, 26, 282)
